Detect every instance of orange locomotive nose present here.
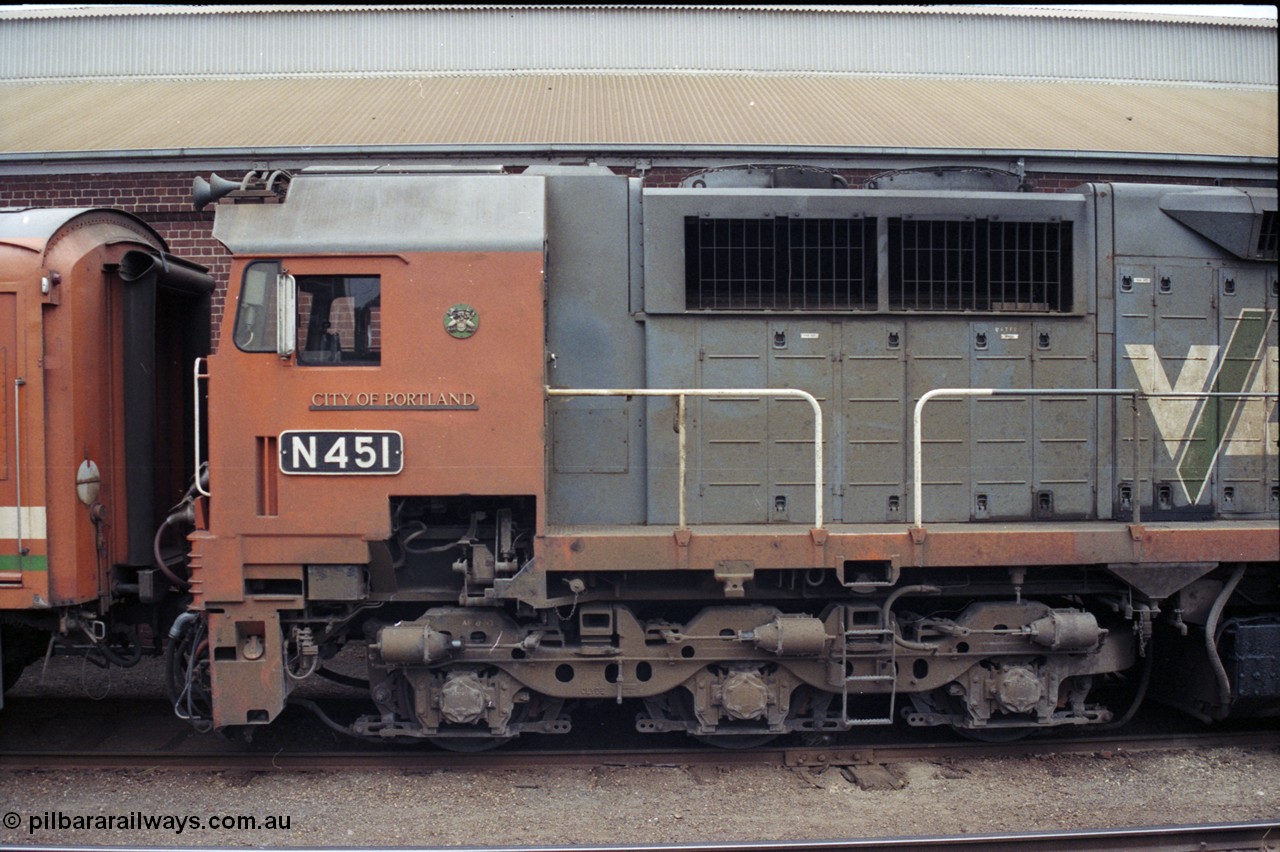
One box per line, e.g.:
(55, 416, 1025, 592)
(190, 172, 548, 729)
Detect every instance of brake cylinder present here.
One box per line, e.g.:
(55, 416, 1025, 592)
(1027, 610, 1106, 651)
(748, 615, 829, 656)
(376, 624, 459, 664)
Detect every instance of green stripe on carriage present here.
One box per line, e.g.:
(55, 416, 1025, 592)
(0, 554, 47, 571)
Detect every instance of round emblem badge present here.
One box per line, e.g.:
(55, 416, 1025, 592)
(444, 303, 479, 339)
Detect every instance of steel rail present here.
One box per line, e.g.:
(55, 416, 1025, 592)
(3, 729, 1275, 773)
(5, 822, 1278, 851)
(10, 823, 1280, 849)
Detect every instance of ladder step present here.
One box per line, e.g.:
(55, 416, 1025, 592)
(841, 610, 898, 730)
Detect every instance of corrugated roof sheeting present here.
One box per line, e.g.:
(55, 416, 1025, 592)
(1, 75, 1274, 157)
(0, 7, 1274, 86)
(3, 5, 1275, 26)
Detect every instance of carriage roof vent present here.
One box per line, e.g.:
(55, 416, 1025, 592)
(681, 165, 848, 190)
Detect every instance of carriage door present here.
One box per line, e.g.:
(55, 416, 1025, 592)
(0, 293, 34, 590)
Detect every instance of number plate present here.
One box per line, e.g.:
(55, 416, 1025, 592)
(279, 430, 403, 475)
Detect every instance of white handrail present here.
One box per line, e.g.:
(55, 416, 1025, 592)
(547, 387, 825, 529)
(13, 377, 27, 557)
(193, 358, 211, 497)
(912, 388, 1278, 529)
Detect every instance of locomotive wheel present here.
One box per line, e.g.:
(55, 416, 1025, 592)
(219, 724, 261, 746)
(666, 687, 778, 749)
(428, 734, 517, 752)
(426, 695, 534, 752)
(910, 690, 1033, 742)
(692, 732, 778, 750)
(951, 724, 1033, 743)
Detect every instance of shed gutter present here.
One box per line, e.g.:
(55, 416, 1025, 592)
(1, 144, 1276, 171)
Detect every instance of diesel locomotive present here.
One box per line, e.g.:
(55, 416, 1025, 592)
(2, 165, 1277, 748)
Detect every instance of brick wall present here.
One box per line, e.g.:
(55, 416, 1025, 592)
(0, 171, 230, 341)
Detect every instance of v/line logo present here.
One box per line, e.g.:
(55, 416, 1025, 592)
(1124, 308, 1277, 505)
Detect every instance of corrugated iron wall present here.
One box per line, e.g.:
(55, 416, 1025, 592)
(1, 7, 1274, 87)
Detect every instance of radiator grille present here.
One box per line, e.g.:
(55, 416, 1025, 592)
(685, 216, 876, 311)
(889, 218, 1072, 312)
(685, 215, 1073, 312)
(888, 219, 976, 311)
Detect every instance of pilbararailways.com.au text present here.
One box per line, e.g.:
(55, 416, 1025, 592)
(7, 810, 291, 835)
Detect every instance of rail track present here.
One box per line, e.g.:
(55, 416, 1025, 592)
(2, 691, 1276, 851)
(445, 823, 1280, 852)
(2, 822, 1278, 851)
(3, 731, 1277, 773)
(0, 691, 1275, 772)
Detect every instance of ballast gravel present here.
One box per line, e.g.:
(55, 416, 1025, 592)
(1, 658, 1277, 848)
(3, 749, 1278, 848)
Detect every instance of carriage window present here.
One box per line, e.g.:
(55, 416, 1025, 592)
(295, 276, 381, 366)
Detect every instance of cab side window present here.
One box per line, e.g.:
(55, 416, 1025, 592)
(232, 261, 280, 352)
(296, 276, 381, 366)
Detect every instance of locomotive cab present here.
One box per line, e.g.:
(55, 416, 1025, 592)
(186, 170, 548, 731)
